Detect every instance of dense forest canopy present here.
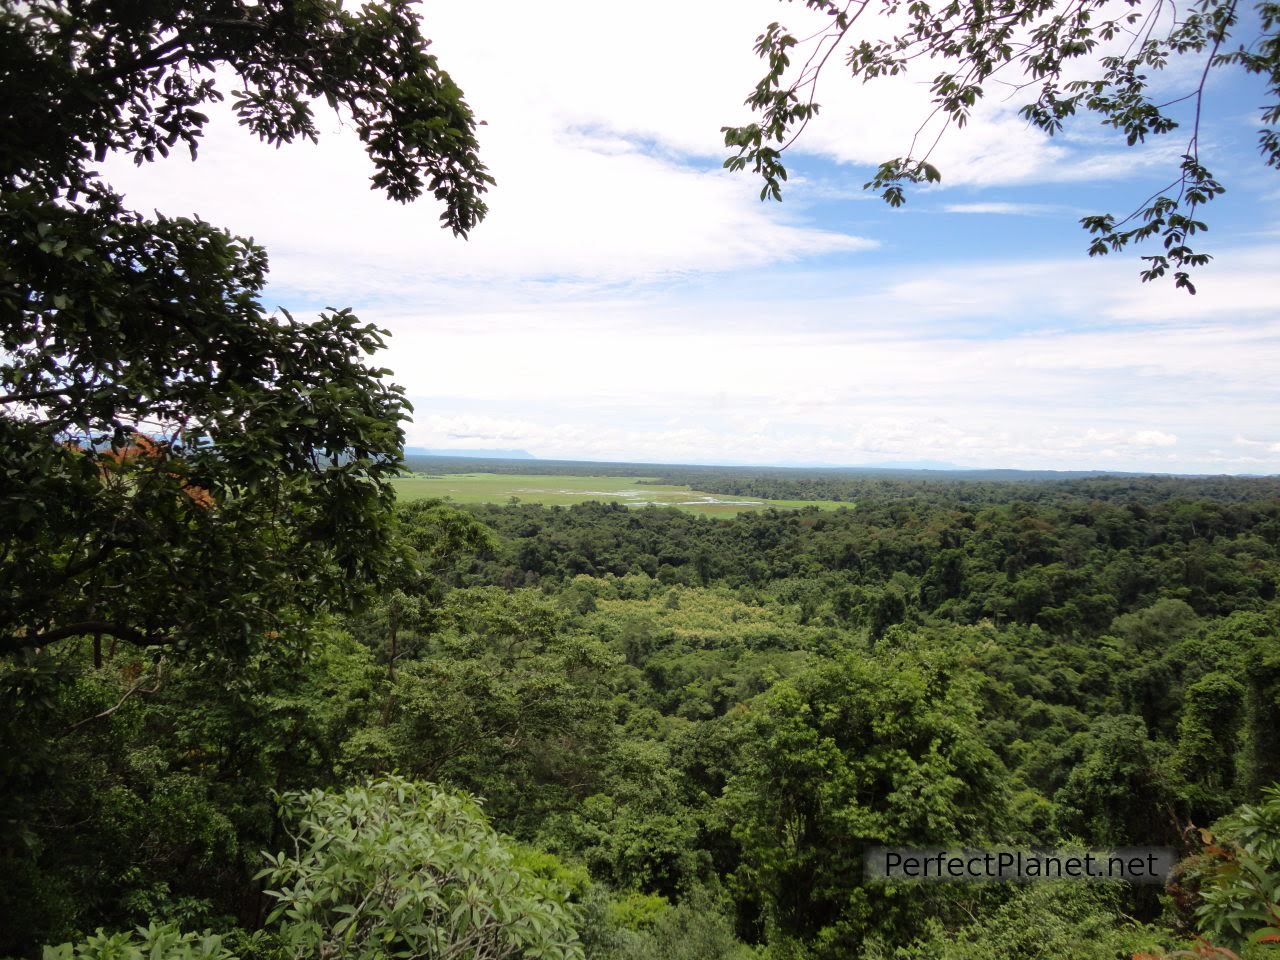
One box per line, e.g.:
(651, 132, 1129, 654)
(6, 473, 1280, 958)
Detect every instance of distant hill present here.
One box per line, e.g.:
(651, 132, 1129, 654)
(401, 454, 1140, 482)
(405, 447, 536, 460)
(783, 459, 962, 470)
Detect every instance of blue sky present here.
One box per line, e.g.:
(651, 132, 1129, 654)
(103, 0, 1280, 472)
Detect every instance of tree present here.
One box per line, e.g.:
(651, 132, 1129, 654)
(723, 0, 1279, 292)
(1053, 714, 1174, 845)
(1171, 671, 1246, 820)
(369, 587, 616, 831)
(1, 1, 492, 660)
(721, 644, 1009, 956)
(1162, 785, 1280, 955)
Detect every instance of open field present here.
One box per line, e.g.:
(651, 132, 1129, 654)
(392, 473, 848, 516)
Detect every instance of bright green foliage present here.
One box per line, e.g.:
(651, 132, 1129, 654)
(259, 777, 584, 960)
(881, 881, 1169, 960)
(590, 887, 755, 960)
(723, 0, 1280, 291)
(1194, 785, 1280, 947)
(42, 923, 238, 960)
(581, 585, 823, 718)
(601, 891, 671, 932)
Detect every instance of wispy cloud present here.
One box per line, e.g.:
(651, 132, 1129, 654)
(943, 202, 1063, 215)
(1234, 435, 1280, 453)
(376, 244, 1280, 473)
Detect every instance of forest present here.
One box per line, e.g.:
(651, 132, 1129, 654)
(403, 455, 1280, 506)
(5, 477, 1280, 959)
(4, 1, 1279, 959)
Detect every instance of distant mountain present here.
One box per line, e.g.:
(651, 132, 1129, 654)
(405, 447, 537, 460)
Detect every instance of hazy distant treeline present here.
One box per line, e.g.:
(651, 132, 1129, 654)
(403, 455, 1280, 505)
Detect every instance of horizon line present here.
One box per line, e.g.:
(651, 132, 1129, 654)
(403, 451, 1280, 480)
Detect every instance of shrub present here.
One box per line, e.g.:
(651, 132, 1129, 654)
(259, 776, 583, 960)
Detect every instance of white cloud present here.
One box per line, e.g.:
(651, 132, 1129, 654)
(1131, 431, 1179, 447)
(943, 202, 1063, 215)
(379, 245, 1280, 473)
(1234, 436, 1280, 453)
(103, 104, 873, 292)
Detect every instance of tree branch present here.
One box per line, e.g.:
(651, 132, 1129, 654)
(0, 386, 75, 405)
(61, 659, 165, 736)
(0, 621, 164, 656)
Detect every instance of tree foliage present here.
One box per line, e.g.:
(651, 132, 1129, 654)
(1193, 785, 1280, 948)
(260, 777, 584, 960)
(722, 643, 1008, 954)
(43, 923, 238, 960)
(722, 0, 1280, 291)
(882, 881, 1168, 960)
(0, 0, 492, 661)
(6, 473, 1280, 958)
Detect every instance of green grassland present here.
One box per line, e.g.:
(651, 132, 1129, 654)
(391, 472, 847, 515)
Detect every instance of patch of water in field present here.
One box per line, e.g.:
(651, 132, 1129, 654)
(472, 482, 767, 510)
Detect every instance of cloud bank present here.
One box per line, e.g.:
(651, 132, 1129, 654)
(98, 0, 1279, 473)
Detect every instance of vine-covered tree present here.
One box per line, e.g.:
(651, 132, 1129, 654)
(722, 643, 1008, 955)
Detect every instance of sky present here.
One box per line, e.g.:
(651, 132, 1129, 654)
(103, 0, 1280, 473)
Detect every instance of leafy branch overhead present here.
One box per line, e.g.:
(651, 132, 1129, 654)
(4, 0, 493, 232)
(723, 0, 1280, 292)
